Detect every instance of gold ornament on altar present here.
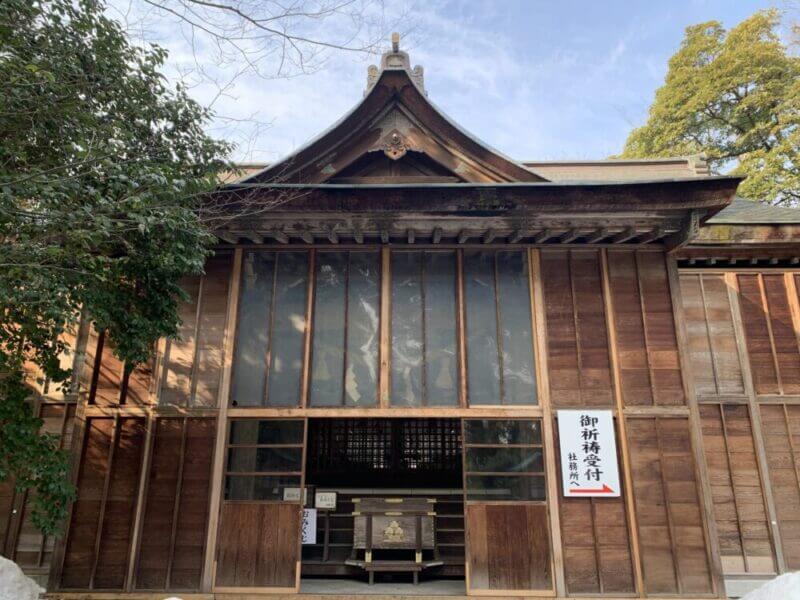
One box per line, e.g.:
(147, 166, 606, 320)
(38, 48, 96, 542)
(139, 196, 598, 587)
(383, 520, 405, 542)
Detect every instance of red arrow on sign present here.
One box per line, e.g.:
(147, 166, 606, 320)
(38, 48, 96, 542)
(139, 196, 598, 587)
(570, 484, 615, 494)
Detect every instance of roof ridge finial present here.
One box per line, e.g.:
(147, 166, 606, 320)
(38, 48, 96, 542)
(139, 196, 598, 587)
(365, 32, 426, 96)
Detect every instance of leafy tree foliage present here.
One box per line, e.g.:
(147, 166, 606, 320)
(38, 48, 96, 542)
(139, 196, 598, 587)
(0, 0, 231, 534)
(621, 10, 800, 205)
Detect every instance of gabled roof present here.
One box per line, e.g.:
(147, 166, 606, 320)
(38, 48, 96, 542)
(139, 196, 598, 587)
(707, 196, 800, 224)
(242, 36, 546, 185)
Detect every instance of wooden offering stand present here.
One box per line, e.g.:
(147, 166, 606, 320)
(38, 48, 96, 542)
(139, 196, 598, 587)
(345, 497, 443, 585)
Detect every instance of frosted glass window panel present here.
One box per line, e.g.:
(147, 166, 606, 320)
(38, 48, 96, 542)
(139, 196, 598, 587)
(231, 252, 275, 407)
(391, 252, 424, 406)
(309, 252, 347, 406)
(345, 252, 380, 407)
(496, 251, 537, 404)
(265, 252, 309, 407)
(423, 252, 458, 406)
(464, 251, 502, 405)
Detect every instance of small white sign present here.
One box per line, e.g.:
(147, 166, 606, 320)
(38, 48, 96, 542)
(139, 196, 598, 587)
(283, 487, 302, 502)
(315, 491, 337, 510)
(557, 410, 620, 498)
(302, 508, 317, 544)
(283, 487, 308, 504)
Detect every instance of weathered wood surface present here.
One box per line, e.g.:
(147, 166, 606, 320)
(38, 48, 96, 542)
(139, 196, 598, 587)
(215, 502, 300, 588)
(466, 503, 551, 593)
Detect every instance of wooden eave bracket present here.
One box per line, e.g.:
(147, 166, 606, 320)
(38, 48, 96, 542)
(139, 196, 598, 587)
(664, 209, 701, 253)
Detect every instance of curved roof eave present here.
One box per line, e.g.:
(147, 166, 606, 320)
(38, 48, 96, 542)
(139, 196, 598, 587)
(240, 67, 548, 184)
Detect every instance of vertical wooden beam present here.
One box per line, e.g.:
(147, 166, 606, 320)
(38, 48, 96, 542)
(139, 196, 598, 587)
(201, 247, 242, 592)
(666, 256, 726, 597)
(600, 249, 645, 598)
(379, 247, 391, 407)
(126, 411, 156, 590)
(728, 273, 786, 572)
(300, 250, 316, 408)
(456, 250, 468, 407)
(529, 248, 565, 597)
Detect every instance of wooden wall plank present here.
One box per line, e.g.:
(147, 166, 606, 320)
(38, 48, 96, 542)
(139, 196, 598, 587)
(542, 250, 613, 408)
(193, 254, 233, 407)
(171, 418, 215, 590)
(135, 417, 215, 591)
(555, 423, 635, 595)
(699, 404, 776, 574)
(759, 404, 800, 569)
(607, 252, 654, 407)
(763, 276, 800, 394)
(215, 503, 300, 588)
(637, 253, 685, 406)
(91, 333, 124, 407)
(466, 503, 552, 592)
(680, 274, 745, 397)
(161, 276, 202, 406)
(135, 419, 182, 589)
(737, 275, 780, 395)
(60, 417, 145, 590)
(61, 418, 114, 589)
(92, 417, 145, 590)
(627, 417, 714, 595)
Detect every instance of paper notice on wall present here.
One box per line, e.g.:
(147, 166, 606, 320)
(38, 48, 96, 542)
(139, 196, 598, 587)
(302, 508, 317, 544)
(557, 410, 621, 498)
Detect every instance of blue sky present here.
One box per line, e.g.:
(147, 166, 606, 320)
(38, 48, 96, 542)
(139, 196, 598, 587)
(115, 0, 794, 163)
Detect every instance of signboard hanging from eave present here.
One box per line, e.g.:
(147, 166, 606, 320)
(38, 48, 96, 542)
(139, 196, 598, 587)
(557, 410, 621, 498)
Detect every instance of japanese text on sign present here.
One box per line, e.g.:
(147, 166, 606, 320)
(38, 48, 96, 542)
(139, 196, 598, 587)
(557, 410, 620, 497)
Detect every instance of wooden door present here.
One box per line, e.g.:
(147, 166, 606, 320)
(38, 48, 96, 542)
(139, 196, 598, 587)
(214, 418, 306, 592)
(463, 419, 553, 596)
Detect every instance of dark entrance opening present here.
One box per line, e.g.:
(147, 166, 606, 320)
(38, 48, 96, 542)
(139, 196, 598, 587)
(301, 418, 465, 589)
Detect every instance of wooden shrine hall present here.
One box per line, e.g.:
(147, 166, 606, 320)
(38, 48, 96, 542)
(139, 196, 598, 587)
(4, 34, 800, 600)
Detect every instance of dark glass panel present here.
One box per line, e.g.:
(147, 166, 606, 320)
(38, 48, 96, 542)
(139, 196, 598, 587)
(424, 251, 459, 406)
(266, 252, 309, 407)
(464, 250, 501, 404)
(309, 252, 347, 406)
(496, 251, 537, 404)
(464, 419, 541, 445)
(224, 475, 302, 501)
(391, 252, 423, 406)
(465, 447, 544, 473)
(466, 474, 546, 501)
(226, 447, 303, 473)
(231, 252, 275, 407)
(345, 252, 380, 406)
(228, 420, 304, 445)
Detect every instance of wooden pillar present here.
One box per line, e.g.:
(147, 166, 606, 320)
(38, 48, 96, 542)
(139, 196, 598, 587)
(529, 248, 565, 596)
(600, 249, 646, 598)
(201, 247, 242, 592)
(665, 256, 726, 597)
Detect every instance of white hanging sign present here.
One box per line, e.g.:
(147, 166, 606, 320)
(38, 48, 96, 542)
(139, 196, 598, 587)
(557, 410, 620, 497)
(302, 508, 317, 544)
